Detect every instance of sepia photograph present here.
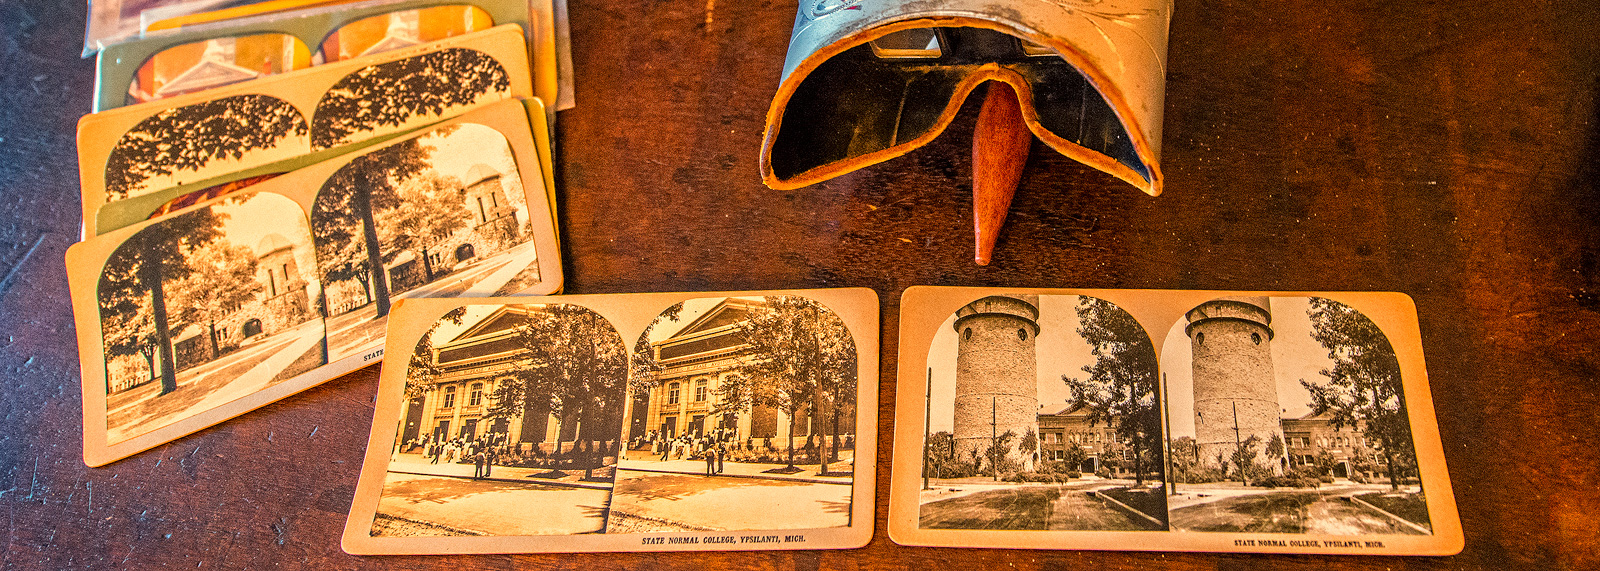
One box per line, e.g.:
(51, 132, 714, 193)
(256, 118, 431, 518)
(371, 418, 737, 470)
(97, 192, 327, 444)
(127, 33, 312, 106)
(1160, 296, 1431, 535)
(915, 294, 1167, 531)
(104, 93, 311, 202)
(311, 122, 541, 363)
(372, 302, 627, 537)
(309, 45, 511, 150)
(316, 5, 495, 64)
(608, 296, 859, 533)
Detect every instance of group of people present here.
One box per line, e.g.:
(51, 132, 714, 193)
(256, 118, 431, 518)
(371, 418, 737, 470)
(406, 431, 513, 479)
(640, 428, 736, 475)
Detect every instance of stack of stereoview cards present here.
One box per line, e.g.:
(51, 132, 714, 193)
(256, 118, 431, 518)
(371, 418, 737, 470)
(67, 0, 564, 467)
(887, 287, 1461, 556)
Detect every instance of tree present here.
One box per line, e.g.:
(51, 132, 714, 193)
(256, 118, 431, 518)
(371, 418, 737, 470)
(1230, 434, 1262, 484)
(98, 207, 227, 395)
(1298, 297, 1416, 491)
(628, 303, 684, 391)
(490, 304, 627, 478)
(312, 48, 511, 149)
(984, 429, 1018, 478)
(1265, 432, 1287, 474)
(721, 296, 856, 472)
(404, 307, 467, 399)
(1019, 427, 1039, 467)
(1061, 296, 1162, 485)
(1060, 444, 1089, 475)
(100, 257, 160, 387)
(924, 431, 958, 479)
(105, 94, 307, 199)
(376, 173, 472, 283)
(166, 239, 261, 358)
(311, 138, 429, 318)
(1168, 436, 1200, 482)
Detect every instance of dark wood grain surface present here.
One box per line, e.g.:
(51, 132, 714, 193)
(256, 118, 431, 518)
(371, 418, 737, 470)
(3, 0, 1598, 568)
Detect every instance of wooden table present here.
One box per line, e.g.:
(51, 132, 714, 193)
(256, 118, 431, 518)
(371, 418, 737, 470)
(2, 0, 1597, 568)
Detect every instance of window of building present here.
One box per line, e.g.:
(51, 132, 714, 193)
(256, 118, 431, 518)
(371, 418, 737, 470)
(1017, 328, 1027, 341)
(963, 327, 972, 340)
(442, 386, 457, 408)
(1251, 332, 1262, 345)
(668, 382, 680, 405)
(1196, 332, 1205, 345)
(469, 383, 483, 406)
(695, 379, 708, 402)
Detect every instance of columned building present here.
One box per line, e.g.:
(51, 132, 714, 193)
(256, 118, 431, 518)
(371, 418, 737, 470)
(623, 298, 855, 450)
(395, 306, 620, 452)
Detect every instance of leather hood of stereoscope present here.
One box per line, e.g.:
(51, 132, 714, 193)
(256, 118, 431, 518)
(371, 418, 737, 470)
(759, 0, 1173, 195)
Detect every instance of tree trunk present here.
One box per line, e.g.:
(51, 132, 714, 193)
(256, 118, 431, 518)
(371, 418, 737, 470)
(815, 386, 829, 475)
(420, 247, 434, 282)
(208, 319, 219, 358)
(355, 187, 391, 318)
(140, 345, 157, 381)
(785, 404, 797, 469)
(830, 405, 841, 463)
(139, 244, 179, 395)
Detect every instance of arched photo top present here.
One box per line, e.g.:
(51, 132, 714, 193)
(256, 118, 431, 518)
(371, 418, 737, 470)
(310, 47, 511, 150)
(105, 94, 309, 201)
(316, 5, 495, 64)
(126, 34, 312, 107)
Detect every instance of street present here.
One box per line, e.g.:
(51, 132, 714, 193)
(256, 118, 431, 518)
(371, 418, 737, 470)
(918, 480, 1162, 531)
(1167, 485, 1430, 534)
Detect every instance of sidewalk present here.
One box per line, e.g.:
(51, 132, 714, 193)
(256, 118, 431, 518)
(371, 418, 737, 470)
(386, 453, 613, 490)
(617, 455, 853, 485)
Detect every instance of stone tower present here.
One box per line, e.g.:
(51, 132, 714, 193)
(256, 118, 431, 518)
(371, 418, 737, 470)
(952, 295, 1039, 473)
(1186, 296, 1281, 473)
(256, 233, 310, 330)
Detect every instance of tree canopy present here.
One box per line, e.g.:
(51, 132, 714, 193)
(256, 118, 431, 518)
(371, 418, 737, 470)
(106, 94, 307, 200)
(1299, 297, 1416, 490)
(311, 48, 510, 149)
(376, 173, 472, 282)
(488, 304, 627, 455)
(165, 239, 261, 357)
(722, 296, 857, 470)
(1061, 296, 1162, 484)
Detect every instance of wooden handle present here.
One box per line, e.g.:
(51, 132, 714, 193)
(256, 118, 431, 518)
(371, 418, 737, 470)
(972, 81, 1032, 266)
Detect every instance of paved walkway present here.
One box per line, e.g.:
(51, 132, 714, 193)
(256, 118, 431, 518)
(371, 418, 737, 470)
(610, 470, 853, 531)
(617, 455, 854, 486)
(387, 453, 613, 490)
(106, 319, 326, 443)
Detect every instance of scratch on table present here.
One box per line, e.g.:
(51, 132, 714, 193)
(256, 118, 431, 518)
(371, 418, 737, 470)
(704, 0, 715, 29)
(309, 426, 319, 438)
